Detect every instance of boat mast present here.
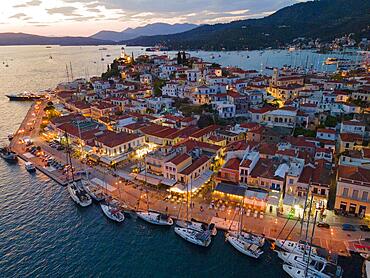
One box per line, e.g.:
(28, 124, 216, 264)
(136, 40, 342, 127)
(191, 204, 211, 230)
(239, 193, 245, 235)
(304, 210, 319, 277)
(64, 131, 75, 183)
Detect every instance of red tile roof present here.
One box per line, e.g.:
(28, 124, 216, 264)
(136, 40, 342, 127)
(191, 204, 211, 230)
(338, 165, 370, 184)
(168, 153, 191, 166)
(223, 158, 241, 171)
(180, 156, 210, 175)
(96, 131, 141, 148)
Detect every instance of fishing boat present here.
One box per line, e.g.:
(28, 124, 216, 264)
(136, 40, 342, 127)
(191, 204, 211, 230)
(0, 147, 18, 162)
(225, 234, 264, 258)
(174, 227, 211, 247)
(176, 219, 217, 236)
(25, 162, 36, 173)
(136, 211, 173, 226)
(81, 180, 106, 202)
(100, 202, 125, 222)
(277, 251, 343, 278)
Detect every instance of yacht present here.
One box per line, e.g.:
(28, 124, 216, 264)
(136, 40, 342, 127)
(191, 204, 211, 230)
(176, 219, 217, 236)
(227, 230, 265, 247)
(277, 251, 343, 278)
(100, 202, 125, 222)
(275, 240, 318, 256)
(0, 147, 18, 162)
(136, 211, 173, 226)
(81, 180, 106, 202)
(67, 181, 92, 207)
(283, 264, 320, 278)
(225, 234, 264, 258)
(174, 227, 211, 247)
(6, 91, 44, 101)
(25, 162, 36, 173)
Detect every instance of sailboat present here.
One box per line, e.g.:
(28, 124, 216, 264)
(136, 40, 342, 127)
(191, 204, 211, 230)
(81, 179, 106, 202)
(136, 191, 173, 226)
(174, 180, 212, 247)
(278, 252, 343, 278)
(64, 132, 92, 207)
(225, 199, 264, 258)
(99, 177, 124, 222)
(100, 201, 125, 222)
(275, 239, 318, 256)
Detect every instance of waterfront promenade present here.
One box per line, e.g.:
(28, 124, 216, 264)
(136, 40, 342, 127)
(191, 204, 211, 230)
(9, 101, 370, 257)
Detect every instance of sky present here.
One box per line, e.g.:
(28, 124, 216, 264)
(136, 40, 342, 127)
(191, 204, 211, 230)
(0, 0, 304, 37)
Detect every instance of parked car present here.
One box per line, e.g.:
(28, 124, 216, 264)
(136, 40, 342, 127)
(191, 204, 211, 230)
(317, 222, 330, 229)
(342, 224, 356, 231)
(359, 225, 370, 232)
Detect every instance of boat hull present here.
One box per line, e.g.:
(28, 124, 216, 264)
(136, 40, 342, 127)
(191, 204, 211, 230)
(100, 204, 125, 222)
(136, 211, 173, 226)
(6, 95, 43, 101)
(226, 235, 263, 258)
(67, 183, 92, 207)
(174, 227, 211, 247)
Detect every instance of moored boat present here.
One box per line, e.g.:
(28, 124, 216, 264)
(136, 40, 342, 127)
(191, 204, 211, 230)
(100, 202, 125, 222)
(225, 234, 264, 258)
(277, 251, 343, 278)
(67, 182, 92, 207)
(174, 227, 211, 247)
(227, 230, 265, 247)
(25, 162, 36, 173)
(81, 180, 106, 202)
(0, 147, 18, 162)
(176, 219, 217, 236)
(283, 264, 317, 278)
(275, 239, 318, 256)
(136, 211, 173, 226)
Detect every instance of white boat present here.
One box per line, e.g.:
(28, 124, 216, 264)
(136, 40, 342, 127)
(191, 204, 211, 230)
(81, 180, 106, 202)
(277, 251, 343, 278)
(283, 264, 318, 278)
(227, 230, 265, 247)
(174, 227, 211, 247)
(136, 211, 173, 226)
(25, 162, 36, 173)
(176, 219, 217, 236)
(67, 182, 92, 207)
(275, 240, 318, 256)
(100, 203, 125, 223)
(226, 234, 264, 258)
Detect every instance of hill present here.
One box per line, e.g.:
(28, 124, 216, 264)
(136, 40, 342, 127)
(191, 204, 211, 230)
(122, 0, 370, 50)
(0, 33, 114, 46)
(90, 23, 198, 42)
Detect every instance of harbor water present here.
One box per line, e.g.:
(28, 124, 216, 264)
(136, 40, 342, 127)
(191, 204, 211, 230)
(0, 46, 362, 277)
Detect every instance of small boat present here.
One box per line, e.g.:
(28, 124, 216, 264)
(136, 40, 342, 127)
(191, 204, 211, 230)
(176, 219, 217, 236)
(227, 230, 265, 247)
(225, 234, 264, 258)
(136, 211, 173, 226)
(100, 202, 125, 222)
(174, 227, 211, 247)
(0, 147, 17, 162)
(81, 180, 106, 202)
(277, 251, 343, 278)
(323, 57, 338, 65)
(25, 162, 36, 173)
(67, 181, 92, 207)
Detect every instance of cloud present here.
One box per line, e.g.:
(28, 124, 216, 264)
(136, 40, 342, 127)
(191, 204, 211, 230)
(87, 8, 100, 13)
(13, 0, 42, 8)
(9, 13, 28, 19)
(46, 6, 79, 16)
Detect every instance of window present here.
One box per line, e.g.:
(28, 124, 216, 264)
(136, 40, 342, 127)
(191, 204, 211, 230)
(362, 192, 368, 202)
(343, 188, 349, 197)
(352, 190, 359, 200)
(289, 178, 294, 184)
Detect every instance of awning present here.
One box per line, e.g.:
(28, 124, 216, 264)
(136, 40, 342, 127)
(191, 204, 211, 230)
(170, 170, 213, 194)
(214, 182, 247, 197)
(90, 177, 117, 192)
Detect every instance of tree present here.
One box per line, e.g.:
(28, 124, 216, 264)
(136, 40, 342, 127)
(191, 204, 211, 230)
(324, 115, 338, 127)
(198, 114, 215, 128)
(153, 78, 166, 97)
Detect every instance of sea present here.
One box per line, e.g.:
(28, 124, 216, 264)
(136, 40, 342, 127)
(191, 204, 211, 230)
(0, 45, 363, 277)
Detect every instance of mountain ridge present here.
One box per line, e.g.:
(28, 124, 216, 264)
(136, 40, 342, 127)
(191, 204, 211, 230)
(90, 23, 198, 42)
(122, 0, 370, 50)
